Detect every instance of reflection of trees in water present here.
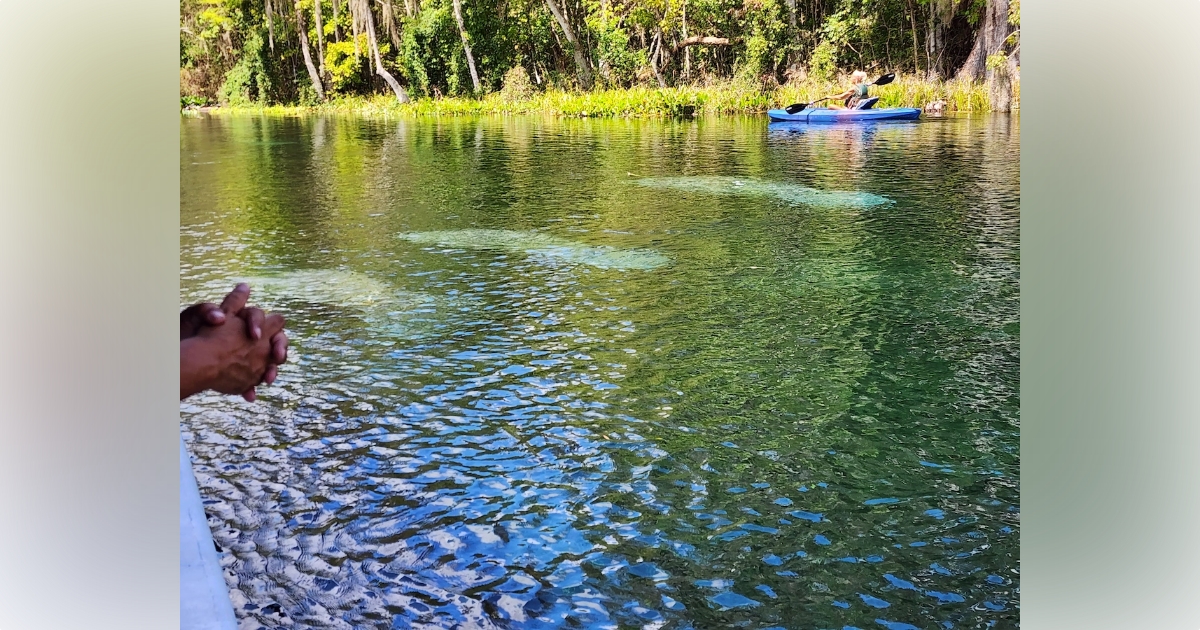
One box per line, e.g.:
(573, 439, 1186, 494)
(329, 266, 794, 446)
(181, 114, 1019, 629)
(602, 115, 1018, 626)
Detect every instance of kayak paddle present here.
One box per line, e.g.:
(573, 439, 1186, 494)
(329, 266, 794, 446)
(783, 73, 896, 114)
(871, 72, 896, 86)
(784, 98, 829, 114)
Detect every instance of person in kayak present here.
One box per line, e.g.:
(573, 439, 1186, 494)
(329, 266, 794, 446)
(824, 71, 871, 109)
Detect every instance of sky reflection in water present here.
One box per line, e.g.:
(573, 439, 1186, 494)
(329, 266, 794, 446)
(181, 114, 1019, 630)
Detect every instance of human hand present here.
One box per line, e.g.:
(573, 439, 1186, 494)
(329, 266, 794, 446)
(227, 305, 287, 401)
(180, 300, 227, 339)
(179, 283, 289, 400)
(208, 284, 290, 398)
(180, 306, 286, 400)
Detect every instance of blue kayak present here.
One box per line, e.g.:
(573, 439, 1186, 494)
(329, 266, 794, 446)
(768, 107, 921, 123)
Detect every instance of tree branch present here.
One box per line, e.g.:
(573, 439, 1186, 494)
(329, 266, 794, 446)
(670, 36, 730, 55)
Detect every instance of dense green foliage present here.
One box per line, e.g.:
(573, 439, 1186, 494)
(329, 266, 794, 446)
(181, 0, 1019, 109)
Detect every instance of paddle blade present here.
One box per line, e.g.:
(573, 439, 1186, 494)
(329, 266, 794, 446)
(873, 73, 896, 86)
(784, 103, 808, 114)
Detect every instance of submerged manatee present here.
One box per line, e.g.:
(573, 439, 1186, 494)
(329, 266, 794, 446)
(244, 269, 434, 310)
(242, 269, 446, 337)
(397, 229, 668, 270)
(634, 176, 891, 208)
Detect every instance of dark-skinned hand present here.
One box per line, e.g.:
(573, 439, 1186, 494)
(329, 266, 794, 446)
(180, 283, 288, 401)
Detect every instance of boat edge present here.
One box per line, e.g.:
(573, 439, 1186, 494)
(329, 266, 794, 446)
(181, 434, 238, 630)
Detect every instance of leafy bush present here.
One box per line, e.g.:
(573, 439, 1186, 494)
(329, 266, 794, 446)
(324, 37, 374, 94)
(499, 66, 536, 101)
(218, 31, 269, 105)
(808, 41, 838, 82)
(181, 94, 208, 108)
(587, 15, 643, 87)
(396, 3, 466, 97)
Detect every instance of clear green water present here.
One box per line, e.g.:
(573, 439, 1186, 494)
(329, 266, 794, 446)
(181, 113, 1019, 629)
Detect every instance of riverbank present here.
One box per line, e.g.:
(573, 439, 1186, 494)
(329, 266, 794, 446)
(185, 76, 1017, 118)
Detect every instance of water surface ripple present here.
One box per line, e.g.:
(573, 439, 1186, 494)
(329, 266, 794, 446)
(182, 114, 1019, 630)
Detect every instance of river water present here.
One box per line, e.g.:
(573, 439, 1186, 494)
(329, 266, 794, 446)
(181, 113, 1019, 630)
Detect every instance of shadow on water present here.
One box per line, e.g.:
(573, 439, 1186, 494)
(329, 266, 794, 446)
(181, 113, 1018, 630)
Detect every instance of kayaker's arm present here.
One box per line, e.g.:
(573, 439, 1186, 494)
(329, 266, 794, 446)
(825, 88, 854, 101)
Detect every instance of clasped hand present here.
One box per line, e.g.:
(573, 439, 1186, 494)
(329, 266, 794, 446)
(180, 283, 289, 401)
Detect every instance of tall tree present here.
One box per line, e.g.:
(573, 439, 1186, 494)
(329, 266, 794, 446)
(904, 0, 921, 74)
(956, 0, 1013, 82)
(313, 0, 327, 77)
(452, 0, 483, 92)
(266, 0, 277, 50)
(295, 0, 327, 99)
(349, 0, 411, 102)
(350, 0, 362, 59)
(544, 0, 593, 88)
(925, 0, 955, 79)
(331, 0, 342, 41)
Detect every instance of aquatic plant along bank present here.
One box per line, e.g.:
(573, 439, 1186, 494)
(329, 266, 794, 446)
(188, 76, 1014, 118)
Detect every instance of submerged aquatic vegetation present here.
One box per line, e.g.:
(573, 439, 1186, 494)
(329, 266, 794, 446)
(397, 229, 669, 270)
(634, 176, 891, 208)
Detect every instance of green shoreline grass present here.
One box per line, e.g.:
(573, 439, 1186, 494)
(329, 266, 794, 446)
(187, 76, 1017, 118)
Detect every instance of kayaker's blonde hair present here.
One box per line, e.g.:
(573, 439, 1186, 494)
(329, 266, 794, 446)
(851, 70, 869, 83)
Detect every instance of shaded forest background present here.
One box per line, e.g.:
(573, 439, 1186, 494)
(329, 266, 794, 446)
(180, 0, 1019, 109)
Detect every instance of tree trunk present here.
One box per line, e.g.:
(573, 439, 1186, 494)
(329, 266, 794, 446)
(265, 0, 276, 51)
(313, 0, 328, 78)
(923, 0, 954, 79)
(544, 0, 592, 89)
(650, 31, 666, 88)
(452, 0, 481, 92)
(374, 56, 409, 103)
(682, 1, 690, 82)
(350, 0, 362, 60)
(1007, 43, 1020, 83)
(358, 0, 410, 102)
(925, 16, 943, 79)
(331, 0, 341, 42)
(526, 2, 543, 84)
(905, 0, 921, 75)
(956, 0, 1012, 82)
(294, 1, 327, 100)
